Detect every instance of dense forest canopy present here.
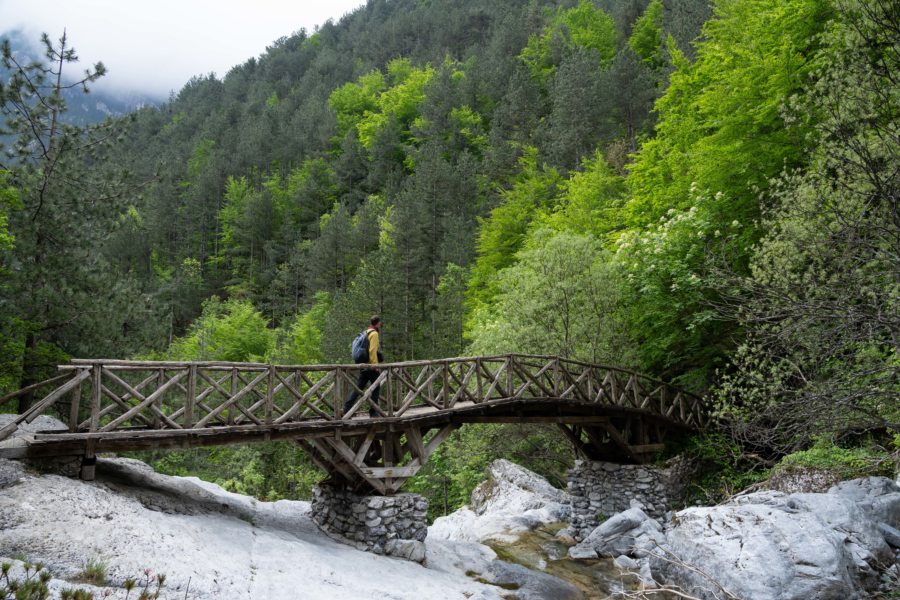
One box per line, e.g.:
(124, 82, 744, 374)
(1, 0, 897, 508)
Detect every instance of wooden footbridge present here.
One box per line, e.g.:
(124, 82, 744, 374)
(0, 355, 707, 494)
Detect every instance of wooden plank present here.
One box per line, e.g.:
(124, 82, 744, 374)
(355, 429, 378, 463)
(359, 465, 421, 479)
(480, 360, 506, 402)
(406, 427, 426, 462)
(305, 439, 357, 482)
(441, 364, 449, 409)
(100, 384, 154, 427)
(453, 416, 610, 424)
(558, 367, 591, 401)
(423, 423, 456, 458)
(599, 422, 638, 463)
(447, 361, 477, 406)
(155, 369, 165, 429)
(183, 365, 196, 428)
(325, 437, 387, 495)
(557, 424, 589, 459)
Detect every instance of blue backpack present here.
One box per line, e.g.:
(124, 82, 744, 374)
(351, 329, 371, 363)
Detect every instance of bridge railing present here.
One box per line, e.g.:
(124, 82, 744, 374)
(0, 355, 707, 441)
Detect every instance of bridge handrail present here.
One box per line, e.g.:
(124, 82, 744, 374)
(61, 354, 704, 401)
(0, 354, 711, 443)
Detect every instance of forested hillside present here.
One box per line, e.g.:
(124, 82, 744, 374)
(1, 0, 896, 510)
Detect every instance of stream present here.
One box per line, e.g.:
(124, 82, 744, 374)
(483, 523, 641, 599)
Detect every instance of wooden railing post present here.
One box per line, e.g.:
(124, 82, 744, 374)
(230, 368, 238, 425)
(155, 368, 164, 429)
(68, 373, 82, 432)
(334, 367, 344, 420)
(441, 363, 449, 409)
(553, 358, 561, 397)
(185, 365, 196, 428)
(265, 365, 274, 425)
(89, 365, 102, 433)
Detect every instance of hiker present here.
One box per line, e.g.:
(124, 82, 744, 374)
(344, 315, 384, 417)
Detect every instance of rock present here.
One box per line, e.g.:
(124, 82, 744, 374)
(766, 466, 840, 493)
(653, 487, 895, 600)
(0, 458, 26, 489)
(568, 507, 665, 559)
(613, 555, 639, 570)
(878, 523, 900, 548)
(829, 477, 900, 525)
(384, 539, 426, 564)
(430, 459, 569, 543)
(0, 455, 508, 600)
(482, 559, 581, 600)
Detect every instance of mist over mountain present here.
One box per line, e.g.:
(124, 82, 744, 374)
(1, 28, 158, 126)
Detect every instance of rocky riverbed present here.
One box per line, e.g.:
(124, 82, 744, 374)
(0, 417, 897, 599)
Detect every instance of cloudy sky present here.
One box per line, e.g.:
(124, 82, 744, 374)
(1, 0, 366, 98)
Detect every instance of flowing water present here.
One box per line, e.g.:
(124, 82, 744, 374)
(483, 523, 641, 599)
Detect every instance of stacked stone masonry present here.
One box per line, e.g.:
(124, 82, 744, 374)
(568, 458, 692, 541)
(310, 485, 428, 562)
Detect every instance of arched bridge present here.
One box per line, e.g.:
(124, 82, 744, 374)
(0, 355, 708, 494)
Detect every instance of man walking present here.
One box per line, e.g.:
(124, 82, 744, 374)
(344, 316, 383, 417)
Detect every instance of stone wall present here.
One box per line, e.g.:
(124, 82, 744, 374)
(310, 485, 429, 563)
(568, 458, 693, 541)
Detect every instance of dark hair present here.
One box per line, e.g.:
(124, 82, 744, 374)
(370, 315, 381, 326)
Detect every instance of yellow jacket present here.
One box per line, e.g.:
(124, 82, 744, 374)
(367, 328, 380, 364)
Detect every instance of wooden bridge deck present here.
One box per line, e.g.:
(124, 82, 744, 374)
(0, 354, 708, 494)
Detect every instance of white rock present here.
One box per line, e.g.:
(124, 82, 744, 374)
(430, 459, 569, 544)
(653, 486, 896, 600)
(0, 457, 504, 600)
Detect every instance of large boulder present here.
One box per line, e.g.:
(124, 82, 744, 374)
(568, 505, 665, 559)
(0, 456, 510, 600)
(653, 482, 899, 600)
(430, 459, 570, 543)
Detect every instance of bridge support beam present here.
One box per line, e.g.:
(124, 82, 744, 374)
(296, 423, 457, 495)
(567, 457, 695, 541)
(310, 484, 428, 562)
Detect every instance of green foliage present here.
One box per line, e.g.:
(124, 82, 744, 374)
(0, 561, 50, 600)
(0, 171, 18, 252)
(469, 229, 634, 365)
(270, 291, 331, 365)
(467, 148, 562, 312)
(626, 0, 831, 225)
(775, 440, 896, 481)
(165, 297, 273, 362)
(408, 424, 572, 521)
(679, 434, 770, 505)
(328, 70, 387, 140)
(628, 0, 664, 68)
(140, 442, 321, 501)
(615, 188, 747, 379)
(0, 31, 164, 404)
(714, 0, 900, 450)
(76, 559, 106, 586)
(535, 150, 626, 239)
(520, 0, 618, 83)
(356, 59, 435, 151)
